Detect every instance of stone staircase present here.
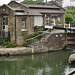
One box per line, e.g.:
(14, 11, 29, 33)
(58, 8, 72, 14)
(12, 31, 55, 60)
(67, 33, 75, 48)
(29, 31, 51, 53)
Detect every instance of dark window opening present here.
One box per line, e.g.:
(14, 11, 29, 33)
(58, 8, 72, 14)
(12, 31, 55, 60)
(16, 10, 24, 12)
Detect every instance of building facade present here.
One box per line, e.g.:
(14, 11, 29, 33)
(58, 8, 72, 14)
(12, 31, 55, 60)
(0, 1, 65, 45)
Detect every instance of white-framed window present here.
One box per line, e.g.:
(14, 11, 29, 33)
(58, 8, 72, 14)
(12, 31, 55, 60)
(2, 16, 8, 30)
(34, 16, 43, 26)
(21, 21, 26, 29)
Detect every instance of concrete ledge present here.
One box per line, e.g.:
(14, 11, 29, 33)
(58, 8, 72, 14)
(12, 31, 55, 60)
(0, 47, 34, 55)
(0, 47, 49, 56)
(68, 53, 75, 64)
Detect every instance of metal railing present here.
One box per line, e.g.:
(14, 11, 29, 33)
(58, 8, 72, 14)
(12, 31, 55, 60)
(26, 28, 52, 42)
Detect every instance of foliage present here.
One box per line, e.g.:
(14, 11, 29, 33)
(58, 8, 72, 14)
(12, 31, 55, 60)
(34, 26, 44, 31)
(66, 10, 72, 14)
(21, 31, 29, 40)
(66, 7, 75, 24)
(22, 39, 36, 47)
(27, 31, 40, 39)
(65, 13, 73, 23)
(0, 40, 7, 46)
(6, 42, 18, 48)
(72, 18, 75, 24)
(57, 20, 61, 24)
(22, 31, 42, 47)
(22, 30, 41, 40)
(66, 8, 75, 15)
(51, 20, 54, 23)
(0, 40, 18, 48)
(21, 0, 45, 5)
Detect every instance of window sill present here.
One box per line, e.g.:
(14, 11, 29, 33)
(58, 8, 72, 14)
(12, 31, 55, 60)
(21, 29, 27, 32)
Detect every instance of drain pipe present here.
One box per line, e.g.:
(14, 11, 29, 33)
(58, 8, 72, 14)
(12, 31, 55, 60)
(15, 15, 16, 43)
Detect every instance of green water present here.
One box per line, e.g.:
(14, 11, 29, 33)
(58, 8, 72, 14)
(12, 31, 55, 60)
(0, 49, 75, 75)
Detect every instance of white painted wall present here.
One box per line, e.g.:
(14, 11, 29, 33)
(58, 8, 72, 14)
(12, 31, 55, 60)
(34, 16, 43, 26)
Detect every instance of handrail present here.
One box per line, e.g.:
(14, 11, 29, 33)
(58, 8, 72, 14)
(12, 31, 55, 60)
(26, 28, 52, 41)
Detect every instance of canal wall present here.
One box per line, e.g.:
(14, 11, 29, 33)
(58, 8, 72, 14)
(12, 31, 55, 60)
(47, 33, 66, 50)
(0, 32, 66, 55)
(30, 33, 66, 53)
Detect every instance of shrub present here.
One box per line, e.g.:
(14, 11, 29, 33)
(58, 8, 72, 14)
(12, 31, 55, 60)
(0, 40, 18, 48)
(22, 31, 42, 47)
(22, 42, 29, 47)
(6, 42, 18, 48)
(65, 13, 73, 23)
(22, 39, 36, 47)
(0, 40, 7, 46)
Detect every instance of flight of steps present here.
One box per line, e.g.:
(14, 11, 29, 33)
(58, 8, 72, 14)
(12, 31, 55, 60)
(29, 31, 51, 52)
(67, 33, 75, 48)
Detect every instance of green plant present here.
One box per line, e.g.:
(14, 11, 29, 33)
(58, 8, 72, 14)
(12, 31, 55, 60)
(6, 42, 18, 48)
(22, 42, 29, 47)
(51, 20, 54, 23)
(72, 18, 75, 24)
(22, 39, 36, 47)
(0, 40, 7, 46)
(57, 20, 61, 24)
(65, 13, 73, 23)
(0, 40, 18, 48)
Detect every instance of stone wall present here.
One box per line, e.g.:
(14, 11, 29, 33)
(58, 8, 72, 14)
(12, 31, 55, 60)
(16, 16, 34, 45)
(47, 33, 65, 50)
(30, 33, 66, 52)
(0, 47, 33, 55)
(0, 33, 66, 56)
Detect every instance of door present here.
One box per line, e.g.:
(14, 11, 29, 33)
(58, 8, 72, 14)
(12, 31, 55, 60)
(2, 16, 8, 37)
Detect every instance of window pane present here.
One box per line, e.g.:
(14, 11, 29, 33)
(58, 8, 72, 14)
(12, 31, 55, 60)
(3, 22, 5, 25)
(3, 26, 5, 29)
(21, 21, 26, 29)
(6, 18, 8, 25)
(3, 18, 5, 21)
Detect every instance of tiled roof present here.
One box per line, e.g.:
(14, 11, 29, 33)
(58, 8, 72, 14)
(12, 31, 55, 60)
(23, 4, 59, 9)
(0, 1, 65, 16)
(28, 8, 65, 15)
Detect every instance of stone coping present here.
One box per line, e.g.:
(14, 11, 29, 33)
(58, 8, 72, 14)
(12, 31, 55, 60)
(0, 47, 34, 56)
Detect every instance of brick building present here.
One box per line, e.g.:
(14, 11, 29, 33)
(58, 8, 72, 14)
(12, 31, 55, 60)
(0, 1, 65, 45)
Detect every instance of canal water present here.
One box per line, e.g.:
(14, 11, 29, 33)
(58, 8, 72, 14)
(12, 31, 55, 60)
(0, 49, 75, 75)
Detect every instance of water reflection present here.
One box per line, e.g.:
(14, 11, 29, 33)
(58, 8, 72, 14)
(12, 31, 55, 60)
(0, 49, 75, 75)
